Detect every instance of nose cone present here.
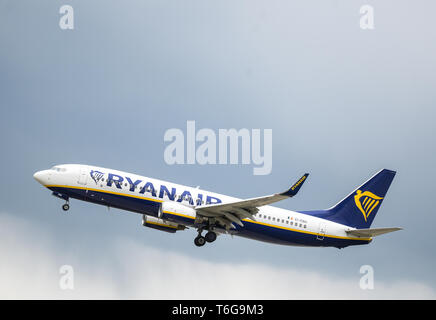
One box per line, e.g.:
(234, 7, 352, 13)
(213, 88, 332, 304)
(33, 170, 49, 185)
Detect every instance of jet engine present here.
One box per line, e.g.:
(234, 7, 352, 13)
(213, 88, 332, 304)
(160, 202, 198, 226)
(142, 214, 185, 233)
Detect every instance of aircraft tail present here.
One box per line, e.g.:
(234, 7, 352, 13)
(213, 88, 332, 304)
(303, 169, 396, 229)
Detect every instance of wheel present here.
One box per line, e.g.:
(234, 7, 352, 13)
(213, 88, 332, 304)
(205, 231, 217, 243)
(194, 236, 206, 247)
(62, 203, 70, 211)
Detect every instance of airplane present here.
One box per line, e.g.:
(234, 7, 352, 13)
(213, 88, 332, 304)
(33, 164, 402, 248)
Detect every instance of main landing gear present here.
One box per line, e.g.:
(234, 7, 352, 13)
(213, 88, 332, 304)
(205, 231, 217, 243)
(194, 228, 217, 247)
(194, 235, 206, 247)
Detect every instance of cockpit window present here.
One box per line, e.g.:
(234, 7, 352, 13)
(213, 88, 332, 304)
(51, 166, 67, 172)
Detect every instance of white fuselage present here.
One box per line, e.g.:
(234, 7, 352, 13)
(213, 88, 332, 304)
(34, 164, 369, 248)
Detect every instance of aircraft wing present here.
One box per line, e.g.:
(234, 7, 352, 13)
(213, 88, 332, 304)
(196, 173, 309, 229)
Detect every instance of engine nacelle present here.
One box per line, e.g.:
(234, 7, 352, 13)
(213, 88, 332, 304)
(161, 202, 197, 226)
(142, 214, 185, 233)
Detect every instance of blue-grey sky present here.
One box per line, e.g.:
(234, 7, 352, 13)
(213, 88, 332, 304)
(1, 0, 436, 298)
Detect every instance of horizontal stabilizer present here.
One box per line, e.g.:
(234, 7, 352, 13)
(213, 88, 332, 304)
(346, 227, 402, 238)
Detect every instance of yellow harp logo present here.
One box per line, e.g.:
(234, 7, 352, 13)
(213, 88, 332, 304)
(354, 190, 384, 222)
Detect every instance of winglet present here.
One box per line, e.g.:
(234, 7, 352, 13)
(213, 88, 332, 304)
(281, 173, 309, 197)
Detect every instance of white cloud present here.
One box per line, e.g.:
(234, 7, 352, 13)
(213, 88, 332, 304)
(0, 212, 434, 299)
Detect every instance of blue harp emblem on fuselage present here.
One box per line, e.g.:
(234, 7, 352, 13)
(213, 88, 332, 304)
(354, 190, 384, 222)
(90, 170, 105, 184)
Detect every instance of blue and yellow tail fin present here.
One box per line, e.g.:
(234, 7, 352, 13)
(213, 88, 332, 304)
(303, 169, 396, 229)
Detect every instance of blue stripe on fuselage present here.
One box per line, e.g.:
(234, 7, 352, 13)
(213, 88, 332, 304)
(47, 185, 370, 248)
(48, 186, 161, 216)
(234, 220, 369, 248)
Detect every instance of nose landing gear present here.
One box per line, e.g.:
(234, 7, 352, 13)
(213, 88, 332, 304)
(52, 192, 70, 212)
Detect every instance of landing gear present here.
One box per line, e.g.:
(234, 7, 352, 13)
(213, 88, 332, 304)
(205, 231, 217, 243)
(194, 227, 217, 247)
(194, 236, 206, 247)
(52, 192, 70, 212)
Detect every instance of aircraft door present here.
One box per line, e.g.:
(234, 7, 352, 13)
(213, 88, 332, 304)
(317, 222, 326, 240)
(77, 167, 88, 185)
